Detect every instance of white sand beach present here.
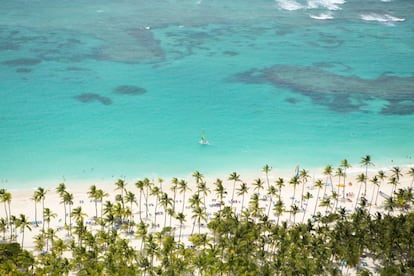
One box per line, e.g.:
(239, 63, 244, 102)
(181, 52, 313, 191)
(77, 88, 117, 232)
(2, 162, 413, 274)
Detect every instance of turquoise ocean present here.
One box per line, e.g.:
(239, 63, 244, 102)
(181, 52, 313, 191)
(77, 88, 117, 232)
(0, 0, 413, 188)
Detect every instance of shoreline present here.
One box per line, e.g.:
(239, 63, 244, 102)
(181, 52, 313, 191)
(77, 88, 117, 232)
(2, 160, 413, 192)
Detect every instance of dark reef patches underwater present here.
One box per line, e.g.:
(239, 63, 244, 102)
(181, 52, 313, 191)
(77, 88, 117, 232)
(74, 85, 147, 105)
(231, 65, 414, 115)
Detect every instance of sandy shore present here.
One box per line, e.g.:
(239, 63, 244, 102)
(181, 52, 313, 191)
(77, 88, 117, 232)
(3, 163, 414, 273)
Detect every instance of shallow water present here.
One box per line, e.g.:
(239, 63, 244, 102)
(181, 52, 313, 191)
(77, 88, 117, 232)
(0, 0, 413, 187)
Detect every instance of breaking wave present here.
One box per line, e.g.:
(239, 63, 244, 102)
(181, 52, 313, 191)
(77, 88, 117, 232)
(309, 12, 334, 20)
(275, 0, 345, 11)
(361, 13, 405, 25)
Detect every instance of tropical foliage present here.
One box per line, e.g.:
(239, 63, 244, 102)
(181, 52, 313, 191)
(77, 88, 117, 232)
(0, 161, 414, 275)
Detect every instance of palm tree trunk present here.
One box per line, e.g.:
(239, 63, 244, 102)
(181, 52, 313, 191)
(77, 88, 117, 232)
(355, 183, 363, 210)
(3, 203, 8, 226)
(69, 205, 72, 236)
(369, 185, 376, 212)
(292, 187, 296, 206)
(153, 199, 158, 228)
(178, 223, 183, 243)
(302, 203, 308, 223)
(300, 181, 305, 209)
(95, 200, 98, 219)
(230, 181, 236, 209)
(139, 190, 142, 221)
(343, 172, 347, 198)
(145, 189, 149, 219)
(267, 197, 272, 218)
(21, 230, 25, 248)
(63, 203, 67, 225)
(375, 183, 381, 206)
(182, 192, 186, 214)
(313, 188, 321, 216)
(42, 199, 45, 233)
(191, 218, 196, 235)
(34, 202, 38, 227)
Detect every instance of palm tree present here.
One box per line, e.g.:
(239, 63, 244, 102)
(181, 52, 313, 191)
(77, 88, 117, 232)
(355, 173, 366, 209)
(192, 171, 204, 188)
(275, 177, 285, 201)
(63, 191, 74, 235)
(253, 178, 265, 195)
(273, 199, 285, 225)
(125, 191, 137, 230)
(0, 218, 6, 240)
(340, 159, 351, 198)
(289, 176, 300, 206)
(228, 172, 241, 209)
(360, 155, 374, 195)
(237, 182, 249, 214)
(313, 179, 324, 216)
(388, 176, 398, 195)
(301, 192, 312, 223)
(370, 176, 379, 210)
(95, 189, 108, 223)
(136, 220, 148, 251)
(266, 185, 277, 218)
(335, 167, 345, 198)
(178, 179, 190, 214)
(249, 193, 262, 221)
(115, 179, 127, 211)
(71, 206, 86, 224)
(159, 192, 172, 228)
(191, 206, 206, 235)
(323, 165, 334, 194)
(409, 167, 414, 189)
(320, 197, 332, 214)
(88, 185, 99, 219)
(176, 212, 186, 243)
(214, 178, 226, 217)
(0, 190, 7, 225)
(390, 166, 403, 188)
(43, 208, 57, 234)
(331, 191, 339, 212)
(0, 191, 11, 227)
(43, 208, 57, 250)
(299, 169, 310, 209)
(170, 178, 179, 217)
(56, 183, 68, 225)
(150, 186, 161, 228)
(197, 181, 210, 210)
(290, 204, 299, 224)
(35, 187, 47, 232)
(16, 214, 31, 248)
(157, 177, 164, 192)
(262, 164, 272, 190)
(376, 170, 387, 205)
(135, 180, 145, 221)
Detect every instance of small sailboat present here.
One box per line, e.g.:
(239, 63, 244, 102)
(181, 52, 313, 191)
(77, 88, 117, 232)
(199, 133, 209, 145)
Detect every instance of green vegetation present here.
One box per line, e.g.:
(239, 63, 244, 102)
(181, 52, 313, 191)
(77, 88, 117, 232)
(0, 161, 414, 275)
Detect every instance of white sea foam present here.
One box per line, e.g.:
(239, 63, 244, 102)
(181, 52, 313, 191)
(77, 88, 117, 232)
(276, 0, 345, 11)
(307, 0, 346, 11)
(275, 0, 304, 11)
(361, 13, 405, 25)
(309, 12, 334, 20)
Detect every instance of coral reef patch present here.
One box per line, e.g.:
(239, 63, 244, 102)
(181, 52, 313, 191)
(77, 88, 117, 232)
(231, 65, 414, 115)
(74, 93, 112, 106)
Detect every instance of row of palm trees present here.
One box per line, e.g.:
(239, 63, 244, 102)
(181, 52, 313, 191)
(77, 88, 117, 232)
(1, 156, 414, 274)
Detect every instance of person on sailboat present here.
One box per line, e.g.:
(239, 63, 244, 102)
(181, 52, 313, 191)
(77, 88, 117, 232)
(200, 133, 208, 145)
